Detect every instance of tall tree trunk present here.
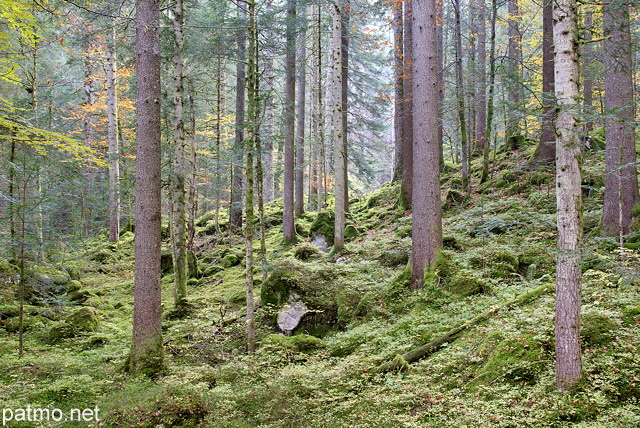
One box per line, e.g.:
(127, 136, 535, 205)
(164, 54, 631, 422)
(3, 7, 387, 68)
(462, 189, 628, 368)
(602, 0, 638, 237)
(283, 0, 297, 244)
(341, 0, 350, 214)
(400, 0, 414, 208)
(106, 22, 121, 242)
(188, 91, 197, 254)
(245, 0, 258, 354)
(582, 9, 594, 138)
(410, 0, 442, 289)
(436, 0, 444, 169)
(310, 4, 325, 210)
(392, 0, 404, 182)
(129, 0, 164, 377)
(454, 0, 468, 192)
(331, 0, 346, 251)
(505, 0, 522, 150)
(480, 0, 497, 183)
(535, 0, 555, 162)
(214, 57, 226, 234)
(230, 9, 246, 230)
(263, 3, 276, 203)
(316, 5, 326, 210)
(475, 0, 487, 155)
(553, 0, 582, 391)
(170, 0, 188, 308)
(295, 6, 307, 217)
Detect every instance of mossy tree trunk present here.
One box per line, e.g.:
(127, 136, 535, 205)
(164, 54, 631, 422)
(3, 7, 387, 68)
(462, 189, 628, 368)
(245, 0, 258, 354)
(170, 0, 188, 308)
(130, 0, 165, 377)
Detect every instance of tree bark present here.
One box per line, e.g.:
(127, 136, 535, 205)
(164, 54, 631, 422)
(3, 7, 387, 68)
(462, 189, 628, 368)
(553, 0, 582, 390)
(505, 0, 522, 150)
(535, 0, 555, 163)
(410, 0, 442, 289)
(130, 0, 164, 377)
(475, 0, 487, 155)
(331, 0, 346, 252)
(230, 9, 246, 230)
(454, 0, 468, 192)
(341, 0, 350, 214)
(170, 0, 188, 308)
(582, 9, 594, 138)
(106, 22, 121, 242)
(283, 0, 297, 244)
(602, 0, 638, 238)
(392, 0, 404, 182)
(480, 0, 497, 184)
(401, 0, 414, 208)
(295, 5, 307, 217)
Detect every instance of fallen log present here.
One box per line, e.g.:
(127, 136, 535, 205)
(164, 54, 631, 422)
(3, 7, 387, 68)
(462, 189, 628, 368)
(378, 282, 553, 373)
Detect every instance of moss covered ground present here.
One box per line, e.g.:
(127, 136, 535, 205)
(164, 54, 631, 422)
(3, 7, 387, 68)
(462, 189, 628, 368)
(1, 143, 640, 427)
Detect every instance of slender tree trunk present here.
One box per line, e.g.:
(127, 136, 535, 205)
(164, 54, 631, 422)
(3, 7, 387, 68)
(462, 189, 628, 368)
(401, 0, 414, 208)
(170, 0, 188, 308)
(602, 0, 638, 237)
(505, 0, 522, 150)
(107, 23, 121, 242)
(536, 0, 556, 162)
(129, 0, 164, 377)
(454, 0, 468, 192)
(263, 3, 276, 203)
(230, 9, 246, 230)
(283, 0, 297, 244)
(553, 0, 582, 390)
(582, 9, 594, 138)
(480, 0, 497, 183)
(188, 92, 197, 254)
(475, 0, 487, 155)
(316, 5, 326, 210)
(214, 57, 225, 233)
(245, 0, 258, 353)
(331, 0, 345, 251)
(410, 0, 442, 289)
(295, 6, 307, 217)
(392, 0, 404, 182)
(341, 0, 350, 214)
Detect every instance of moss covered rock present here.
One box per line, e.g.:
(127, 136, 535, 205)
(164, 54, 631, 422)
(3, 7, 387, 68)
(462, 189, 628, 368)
(221, 254, 240, 268)
(310, 210, 335, 244)
(344, 224, 359, 241)
(446, 271, 490, 297)
(65, 307, 100, 332)
(260, 333, 325, 353)
(581, 313, 617, 346)
(473, 336, 548, 387)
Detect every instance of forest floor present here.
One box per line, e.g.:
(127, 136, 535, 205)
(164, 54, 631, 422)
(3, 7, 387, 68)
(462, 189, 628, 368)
(1, 141, 640, 427)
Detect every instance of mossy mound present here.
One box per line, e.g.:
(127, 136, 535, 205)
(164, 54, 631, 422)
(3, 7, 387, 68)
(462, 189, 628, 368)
(581, 313, 617, 346)
(65, 307, 100, 332)
(293, 242, 319, 261)
(221, 254, 241, 268)
(0, 257, 17, 277)
(472, 336, 548, 387)
(344, 224, 359, 241)
(310, 210, 335, 244)
(446, 271, 490, 297)
(378, 249, 409, 267)
(260, 333, 325, 353)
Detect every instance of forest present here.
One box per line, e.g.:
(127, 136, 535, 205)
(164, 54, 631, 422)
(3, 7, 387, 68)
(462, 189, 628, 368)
(1, 0, 639, 426)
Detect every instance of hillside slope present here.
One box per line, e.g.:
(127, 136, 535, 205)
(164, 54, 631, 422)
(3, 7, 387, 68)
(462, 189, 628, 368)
(1, 144, 639, 427)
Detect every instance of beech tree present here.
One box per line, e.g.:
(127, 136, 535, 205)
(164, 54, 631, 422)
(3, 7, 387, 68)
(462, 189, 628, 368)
(553, 0, 582, 390)
(410, 0, 442, 289)
(129, 0, 164, 377)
